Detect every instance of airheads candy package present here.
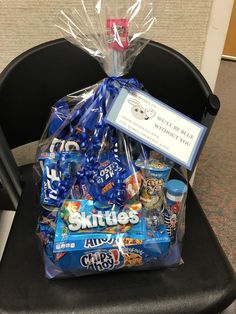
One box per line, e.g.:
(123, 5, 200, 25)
(53, 199, 170, 272)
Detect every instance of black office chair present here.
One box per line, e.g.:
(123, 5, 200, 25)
(0, 38, 235, 314)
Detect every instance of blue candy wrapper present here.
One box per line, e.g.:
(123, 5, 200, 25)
(39, 152, 84, 207)
(55, 199, 144, 238)
(40, 154, 61, 206)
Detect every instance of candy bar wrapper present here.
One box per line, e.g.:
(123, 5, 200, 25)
(35, 0, 188, 279)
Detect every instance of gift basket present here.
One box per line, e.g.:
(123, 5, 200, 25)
(35, 0, 190, 279)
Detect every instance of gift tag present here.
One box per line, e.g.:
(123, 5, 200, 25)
(105, 88, 207, 170)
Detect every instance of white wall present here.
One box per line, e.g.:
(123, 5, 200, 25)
(1, 0, 213, 71)
(201, 0, 234, 90)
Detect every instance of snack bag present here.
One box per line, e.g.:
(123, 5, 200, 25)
(35, 0, 188, 279)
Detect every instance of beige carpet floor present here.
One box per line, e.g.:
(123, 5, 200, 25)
(194, 60, 236, 271)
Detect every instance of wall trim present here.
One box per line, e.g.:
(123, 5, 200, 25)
(200, 0, 234, 91)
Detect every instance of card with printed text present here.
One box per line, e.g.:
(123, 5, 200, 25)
(105, 88, 207, 170)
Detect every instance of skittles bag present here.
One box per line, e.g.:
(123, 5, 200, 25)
(35, 0, 188, 279)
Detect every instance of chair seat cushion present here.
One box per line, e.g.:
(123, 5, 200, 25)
(0, 165, 235, 314)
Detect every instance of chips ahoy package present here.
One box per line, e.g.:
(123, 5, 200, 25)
(35, 0, 189, 279)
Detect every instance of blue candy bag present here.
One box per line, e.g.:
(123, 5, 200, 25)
(35, 0, 188, 279)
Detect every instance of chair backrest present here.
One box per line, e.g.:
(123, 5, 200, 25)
(0, 38, 219, 150)
(0, 38, 220, 208)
